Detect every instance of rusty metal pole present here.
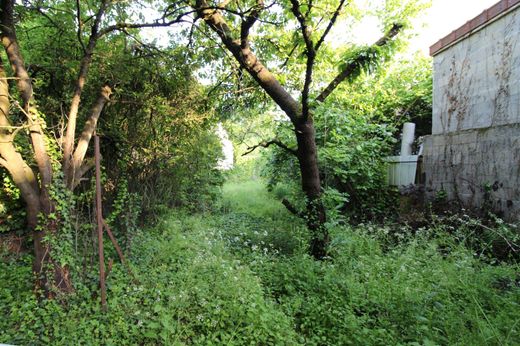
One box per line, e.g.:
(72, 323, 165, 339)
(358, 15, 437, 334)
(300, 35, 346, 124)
(102, 220, 139, 284)
(95, 133, 107, 310)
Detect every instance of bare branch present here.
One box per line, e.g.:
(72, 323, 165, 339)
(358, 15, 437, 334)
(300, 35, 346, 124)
(314, 0, 347, 52)
(316, 23, 403, 103)
(242, 139, 297, 156)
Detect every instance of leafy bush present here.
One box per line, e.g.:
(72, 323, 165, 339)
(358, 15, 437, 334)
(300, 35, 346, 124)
(316, 104, 399, 221)
(262, 56, 431, 222)
(0, 173, 25, 234)
(263, 105, 399, 222)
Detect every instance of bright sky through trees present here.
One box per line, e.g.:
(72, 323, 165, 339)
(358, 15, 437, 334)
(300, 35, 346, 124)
(340, 0, 501, 54)
(141, 0, 500, 56)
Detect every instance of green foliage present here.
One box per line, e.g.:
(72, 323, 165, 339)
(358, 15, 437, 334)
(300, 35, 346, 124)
(40, 171, 76, 269)
(0, 210, 298, 345)
(263, 105, 400, 222)
(263, 55, 432, 222)
(316, 104, 400, 220)
(428, 214, 520, 263)
(0, 173, 25, 233)
(95, 43, 225, 215)
(337, 45, 391, 83)
(1, 2, 225, 234)
(330, 54, 433, 134)
(221, 182, 520, 345)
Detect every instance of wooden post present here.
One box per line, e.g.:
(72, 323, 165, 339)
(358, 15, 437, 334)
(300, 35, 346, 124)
(94, 134, 107, 310)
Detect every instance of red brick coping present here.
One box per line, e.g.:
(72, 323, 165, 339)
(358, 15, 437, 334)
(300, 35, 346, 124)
(430, 0, 520, 56)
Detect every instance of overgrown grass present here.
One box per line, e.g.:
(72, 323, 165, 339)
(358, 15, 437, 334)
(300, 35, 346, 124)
(0, 210, 297, 345)
(217, 181, 520, 345)
(1, 179, 519, 345)
(221, 180, 289, 218)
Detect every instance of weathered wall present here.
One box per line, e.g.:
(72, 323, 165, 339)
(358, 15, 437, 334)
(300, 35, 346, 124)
(424, 5, 520, 220)
(423, 124, 520, 219)
(432, 7, 520, 134)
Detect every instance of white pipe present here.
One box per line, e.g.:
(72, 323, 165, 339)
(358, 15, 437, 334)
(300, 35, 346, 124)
(400, 122, 415, 156)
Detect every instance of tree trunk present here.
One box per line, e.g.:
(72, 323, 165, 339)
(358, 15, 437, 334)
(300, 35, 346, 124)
(294, 117, 329, 259)
(33, 192, 74, 295)
(194, 0, 330, 258)
(0, 0, 73, 295)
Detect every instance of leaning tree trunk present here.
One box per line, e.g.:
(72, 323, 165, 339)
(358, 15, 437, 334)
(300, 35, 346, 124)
(194, 0, 331, 259)
(294, 117, 329, 259)
(0, 0, 73, 295)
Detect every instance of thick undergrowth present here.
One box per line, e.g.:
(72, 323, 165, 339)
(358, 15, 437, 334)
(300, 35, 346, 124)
(1, 180, 519, 345)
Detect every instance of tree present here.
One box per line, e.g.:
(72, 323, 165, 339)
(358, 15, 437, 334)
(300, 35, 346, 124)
(264, 54, 432, 222)
(0, 0, 75, 293)
(185, 0, 423, 258)
(0, 0, 187, 294)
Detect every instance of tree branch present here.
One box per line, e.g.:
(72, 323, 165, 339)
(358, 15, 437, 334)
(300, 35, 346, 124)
(194, 0, 301, 120)
(242, 139, 297, 156)
(314, 0, 347, 52)
(316, 23, 403, 103)
(71, 157, 95, 190)
(0, 0, 52, 189)
(289, 0, 315, 119)
(281, 42, 300, 69)
(0, 55, 40, 210)
(75, 0, 87, 53)
(240, 0, 264, 49)
(282, 198, 304, 218)
(68, 85, 111, 189)
(63, 0, 109, 179)
(97, 13, 195, 38)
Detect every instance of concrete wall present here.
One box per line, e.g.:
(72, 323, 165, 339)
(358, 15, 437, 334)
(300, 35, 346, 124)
(423, 6, 520, 220)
